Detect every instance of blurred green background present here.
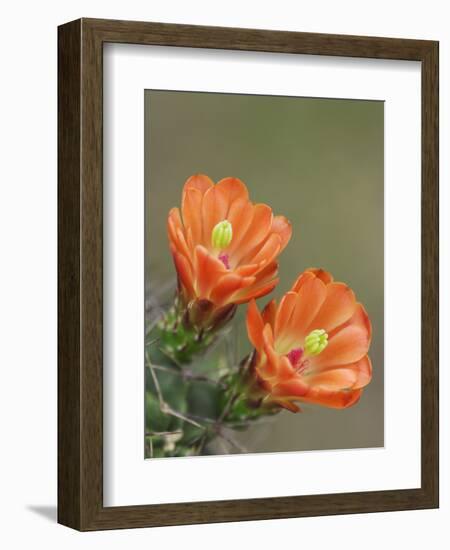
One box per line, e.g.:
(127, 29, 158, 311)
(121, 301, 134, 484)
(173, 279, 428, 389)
(145, 90, 384, 453)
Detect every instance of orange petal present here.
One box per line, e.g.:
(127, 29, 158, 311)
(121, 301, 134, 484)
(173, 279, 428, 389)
(183, 173, 214, 195)
(248, 233, 282, 266)
(262, 299, 277, 327)
(262, 323, 274, 348)
(167, 207, 183, 247)
(290, 270, 316, 292)
(280, 275, 327, 351)
(276, 355, 296, 381)
(168, 206, 183, 230)
(243, 216, 291, 265)
(185, 226, 194, 251)
(333, 303, 372, 342)
(209, 273, 243, 305)
(173, 228, 193, 264)
(230, 203, 273, 264)
(307, 282, 356, 333)
(182, 187, 204, 244)
(172, 251, 195, 298)
(305, 371, 354, 391)
(246, 299, 265, 349)
(181, 174, 214, 245)
(271, 377, 309, 398)
(274, 291, 298, 342)
(270, 215, 292, 252)
(234, 277, 279, 304)
(256, 362, 276, 383)
(312, 325, 370, 369)
(232, 260, 279, 304)
(201, 178, 251, 248)
(214, 177, 249, 211)
(193, 245, 227, 298)
(305, 268, 334, 285)
(259, 324, 279, 378)
(352, 355, 373, 389)
(201, 185, 229, 246)
(253, 260, 279, 281)
(235, 264, 260, 277)
(296, 387, 363, 409)
(354, 304, 372, 343)
(304, 368, 359, 390)
(226, 198, 254, 254)
(167, 211, 194, 272)
(210, 273, 256, 306)
(309, 354, 372, 388)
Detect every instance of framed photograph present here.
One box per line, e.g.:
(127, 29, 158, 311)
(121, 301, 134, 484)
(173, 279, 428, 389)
(58, 18, 439, 530)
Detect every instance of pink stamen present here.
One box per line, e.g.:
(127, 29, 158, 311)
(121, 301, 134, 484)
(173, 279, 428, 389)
(218, 253, 230, 270)
(287, 347, 304, 367)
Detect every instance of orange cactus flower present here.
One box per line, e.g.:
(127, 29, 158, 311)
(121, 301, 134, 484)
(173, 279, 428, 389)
(167, 174, 292, 327)
(246, 268, 372, 412)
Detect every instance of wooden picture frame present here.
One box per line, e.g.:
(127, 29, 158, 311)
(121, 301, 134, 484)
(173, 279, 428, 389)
(58, 18, 439, 531)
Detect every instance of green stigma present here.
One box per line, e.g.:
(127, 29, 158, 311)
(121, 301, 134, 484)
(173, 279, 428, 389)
(211, 220, 233, 250)
(304, 329, 328, 356)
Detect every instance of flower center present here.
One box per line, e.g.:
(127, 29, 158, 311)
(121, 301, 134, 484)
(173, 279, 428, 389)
(218, 253, 230, 269)
(287, 347, 304, 366)
(211, 219, 233, 250)
(286, 329, 328, 374)
(304, 329, 328, 356)
(286, 347, 309, 373)
(212, 220, 233, 270)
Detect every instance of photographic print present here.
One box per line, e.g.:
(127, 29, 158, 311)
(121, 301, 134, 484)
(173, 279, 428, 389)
(144, 90, 384, 459)
(58, 20, 438, 529)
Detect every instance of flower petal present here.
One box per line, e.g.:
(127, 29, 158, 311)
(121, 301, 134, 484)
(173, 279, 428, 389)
(312, 325, 370, 369)
(274, 291, 298, 342)
(230, 203, 273, 264)
(201, 186, 229, 245)
(234, 278, 279, 304)
(330, 303, 372, 344)
(305, 268, 334, 285)
(172, 251, 195, 297)
(246, 299, 265, 349)
(233, 261, 279, 304)
(297, 387, 363, 409)
(303, 355, 372, 390)
(182, 187, 204, 244)
(262, 299, 277, 327)
(214, 177, 249, 210)
(193, 245, 227, 298)
(248, 233, 282, 266)
(174, 228, 192, 264)
(290, 270, 316, 292)
(235, 263, 260, 277)
(308, 282, 356, 333)
(183, 173, 214, 195)
(304, 368, 359, 390)
(210, 273, 256, 306)
(279, 275, 327, 351)
(167, 208, 186, 252)
(271, 215, 292, 252)
(271, 377, 309, 398)
(181, 174, 214, 245)
(226, 198, 254, 254)
(200, 178, 251, 248)
(276, 355, 296, 381)
(258, 324, 279, 378)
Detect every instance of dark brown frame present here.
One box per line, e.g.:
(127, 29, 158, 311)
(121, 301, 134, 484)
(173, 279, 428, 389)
(58, 18, 439, 531)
